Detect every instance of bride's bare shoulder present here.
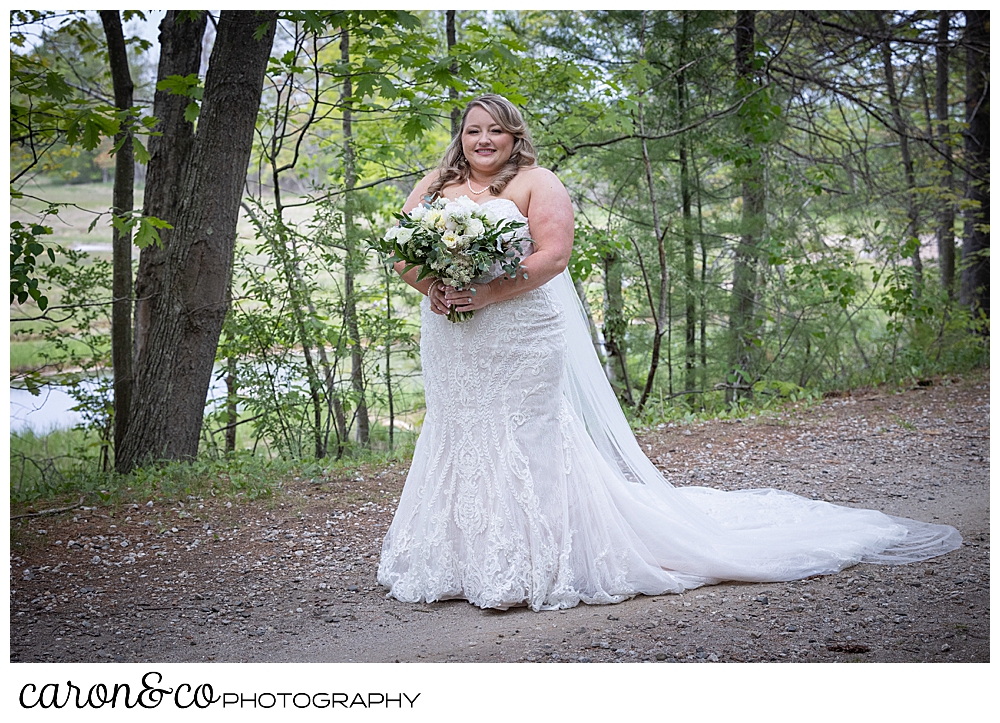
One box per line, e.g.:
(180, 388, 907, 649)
(516, 166, 570, 208)
(415, 169, 443, 193)
(403, 170, 442, 211)
(518, 166, 566, 191)
(518, 165, 554, 181)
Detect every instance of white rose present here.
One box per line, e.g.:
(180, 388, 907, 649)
(409, 205, 428, 221)
(382, 226, 399, 242)
(443, 202, 470, 225)
(395, 226, 415, 244)
(441, 231, 460, 250)
(466, 218, 485, 238)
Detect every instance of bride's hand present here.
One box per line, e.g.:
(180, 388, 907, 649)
(444, 283, 492, 313)
(428, 280, 450, 315)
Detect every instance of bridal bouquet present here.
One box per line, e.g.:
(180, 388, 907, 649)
(374, 195, 529, 322)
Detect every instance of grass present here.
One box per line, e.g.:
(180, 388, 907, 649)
(9, 427, 105, 504)
(9, 431, 291, 511)
(10, 416, 420, 510)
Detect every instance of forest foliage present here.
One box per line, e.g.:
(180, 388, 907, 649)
(9, 10, 990, 501)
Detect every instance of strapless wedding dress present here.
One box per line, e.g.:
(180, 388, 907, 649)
(377, 198, 961, 611)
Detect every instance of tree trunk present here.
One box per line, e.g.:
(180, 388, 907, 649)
(342, 27, 370, 445)
(447, 10, 460, 138)
(959, 10, 989, 317)
(132, 11, 207, 374)
(277, 223, 327, 458)
(99, 11, 135, 461)
(225, 353, 237, 454)
(602, 251, 633, 405)
(383, 265, 395, 449)
(636, 126, 667, 413)
(118, 11, 277, 472)
(693, 153, 708, 397)
(936, 11, 957, 299)
(877, 13, 923, 291)
(678, 13, 697, 404)
(728, 9, 764, 402)
(574, 275, 603, 361)
(635, 12, 667, 414)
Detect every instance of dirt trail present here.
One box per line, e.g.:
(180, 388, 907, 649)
(10, 374, 989, 663)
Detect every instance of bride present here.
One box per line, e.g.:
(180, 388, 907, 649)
(377, 94, 962, 611)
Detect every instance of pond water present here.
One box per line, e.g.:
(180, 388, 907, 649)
(10, 376, 230, 435)
(10, 383, 89, 434)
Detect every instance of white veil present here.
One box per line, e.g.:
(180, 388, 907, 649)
(548, 268, 963, 572)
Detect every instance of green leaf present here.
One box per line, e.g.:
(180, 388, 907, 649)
(44, 71, 73, 101)
(378, 75, 397, 99)
(132, 137, 151, 165)
(134, 216, 171, 249)
(157, 74, 203, 99)
(111, 215, 129, 235)
(253, 19, 273, 42)
(184, 102, 200, 123)
(82, 119, 103, 150)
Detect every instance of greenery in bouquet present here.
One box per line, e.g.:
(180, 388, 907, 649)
(374, 195, 530, 322)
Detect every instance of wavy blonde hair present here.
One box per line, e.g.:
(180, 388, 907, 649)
(427, 94, 537, 199)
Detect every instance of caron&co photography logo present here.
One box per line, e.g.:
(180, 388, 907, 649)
(18, 671, 422, 710)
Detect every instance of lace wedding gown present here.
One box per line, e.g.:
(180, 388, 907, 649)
(377, 198, 962, 611)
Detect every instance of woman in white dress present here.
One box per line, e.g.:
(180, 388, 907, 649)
(377, 95, 961, 611)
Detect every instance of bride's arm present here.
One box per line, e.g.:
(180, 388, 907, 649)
(443, 168, 573, 311)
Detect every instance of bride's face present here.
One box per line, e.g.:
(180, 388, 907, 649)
(461, 106, 515, 178)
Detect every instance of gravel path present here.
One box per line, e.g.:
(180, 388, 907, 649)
(10, 373, 989, 664)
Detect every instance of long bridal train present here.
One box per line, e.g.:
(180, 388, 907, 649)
(377, 198, 962, 611)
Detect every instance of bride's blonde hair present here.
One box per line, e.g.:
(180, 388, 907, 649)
(427, 94, 537, 199)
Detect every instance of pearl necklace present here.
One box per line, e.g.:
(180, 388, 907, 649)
(467, 177, 491, 196)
